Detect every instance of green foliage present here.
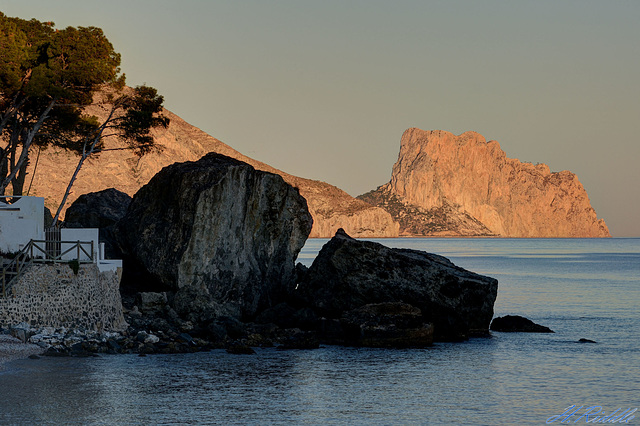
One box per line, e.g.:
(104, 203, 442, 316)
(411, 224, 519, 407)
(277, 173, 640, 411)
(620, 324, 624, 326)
(0, 248, 21, 259)
(1, 14, 120, 104)
(118, 86, 170, 156)
(0, 12, 168, 200)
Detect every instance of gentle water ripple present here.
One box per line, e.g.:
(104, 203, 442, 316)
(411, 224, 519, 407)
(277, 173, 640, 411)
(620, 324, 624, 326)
(1, 238, 639, 425)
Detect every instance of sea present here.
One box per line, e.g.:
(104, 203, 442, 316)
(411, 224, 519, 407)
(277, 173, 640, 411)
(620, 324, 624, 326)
(1, 238, 638, 425)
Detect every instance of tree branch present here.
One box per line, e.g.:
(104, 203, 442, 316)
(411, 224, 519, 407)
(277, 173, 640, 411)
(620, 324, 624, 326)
(0, 98, 57, 193)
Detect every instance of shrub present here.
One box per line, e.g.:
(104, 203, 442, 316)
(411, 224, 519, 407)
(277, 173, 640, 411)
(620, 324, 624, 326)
(68, 259, 80, 275)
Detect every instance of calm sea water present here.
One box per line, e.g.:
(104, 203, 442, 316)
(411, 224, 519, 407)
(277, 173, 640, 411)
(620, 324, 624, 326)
(1, 238, 639, 425)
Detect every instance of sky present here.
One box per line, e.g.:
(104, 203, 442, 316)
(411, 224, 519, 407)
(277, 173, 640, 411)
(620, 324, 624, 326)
(3, 1, 639, 236)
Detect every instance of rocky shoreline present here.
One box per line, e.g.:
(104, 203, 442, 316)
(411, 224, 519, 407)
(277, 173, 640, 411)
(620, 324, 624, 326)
(0, 302, 327, 360)
(0, 153, 500, 359)
(0, 334, 43, 369)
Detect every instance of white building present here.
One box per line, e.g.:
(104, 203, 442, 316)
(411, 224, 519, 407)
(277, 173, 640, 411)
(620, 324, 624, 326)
(0, 196, 45, 253)
(0, 196, 121, 272)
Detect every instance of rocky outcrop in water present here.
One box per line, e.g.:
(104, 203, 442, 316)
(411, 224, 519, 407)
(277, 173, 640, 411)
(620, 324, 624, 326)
(115, 153, 313, 324)
(294, 229, 498, 340)
(359, 128, 610, 237)
(25, 89, 396, 238)
(490, 315, 554, 333)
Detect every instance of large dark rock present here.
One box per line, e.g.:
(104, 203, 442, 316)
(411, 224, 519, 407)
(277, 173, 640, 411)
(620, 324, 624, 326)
(65, 188, 132, 259)
(295, 229, 498, 340)
(490, 315, 554, 333)
(116, 153, 313, 324)
(44, 206, 54, 228)
(65, 188, 132, 229)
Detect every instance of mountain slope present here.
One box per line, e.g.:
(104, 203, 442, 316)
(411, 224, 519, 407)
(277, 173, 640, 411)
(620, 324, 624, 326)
(24, 91, 398, 238)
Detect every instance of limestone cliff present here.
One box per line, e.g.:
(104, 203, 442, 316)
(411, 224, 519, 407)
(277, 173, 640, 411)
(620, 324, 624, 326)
(360, 128, 609, 238)
(24, 90, 398, 238)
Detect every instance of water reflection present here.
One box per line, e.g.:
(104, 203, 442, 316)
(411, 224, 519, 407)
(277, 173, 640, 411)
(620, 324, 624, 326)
(2, 333, 638, 425)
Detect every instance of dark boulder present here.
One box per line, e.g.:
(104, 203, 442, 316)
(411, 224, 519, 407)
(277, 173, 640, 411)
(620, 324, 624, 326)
(65, 188, 132, 229)
(295, 229, 498, 341)
(44, 206, 54, 228)
(65, 188, 132, 259)
(115, 153, 313, 325)
(254, 303, 318, 330)
(254, 302, 298, 328)
(137, 292, 169, 316)
(490, 315, 554, 333)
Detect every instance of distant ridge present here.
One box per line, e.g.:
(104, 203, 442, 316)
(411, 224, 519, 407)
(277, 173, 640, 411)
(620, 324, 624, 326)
(25, 89, 398, 238)
(359, 128, 609, 237)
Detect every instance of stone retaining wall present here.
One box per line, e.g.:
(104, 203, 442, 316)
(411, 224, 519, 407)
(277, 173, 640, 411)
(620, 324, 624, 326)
(0, 264, 127, 331)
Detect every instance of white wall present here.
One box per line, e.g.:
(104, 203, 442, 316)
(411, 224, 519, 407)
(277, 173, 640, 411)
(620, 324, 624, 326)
(60, 228, 99, 262)
(0, 197, 121, 272)
(59, 228, 122, 272)
(0, 196, 45, 253)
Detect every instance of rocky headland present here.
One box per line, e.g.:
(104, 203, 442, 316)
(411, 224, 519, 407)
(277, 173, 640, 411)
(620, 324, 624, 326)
(359, 128, 610, 237)
(24, 89, 397, 238)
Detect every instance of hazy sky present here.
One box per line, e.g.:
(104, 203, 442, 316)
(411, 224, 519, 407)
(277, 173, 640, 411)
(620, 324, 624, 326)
(3, 1, 639, 236)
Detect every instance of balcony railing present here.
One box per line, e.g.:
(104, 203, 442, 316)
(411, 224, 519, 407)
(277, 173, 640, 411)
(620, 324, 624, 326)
(1, 239, 95, 298)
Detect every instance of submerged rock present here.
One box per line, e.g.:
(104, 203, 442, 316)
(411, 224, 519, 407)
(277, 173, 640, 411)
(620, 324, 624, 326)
(295, 229, 498, 341)
(490, 315, 554, 333)
(116, 153, 313, 324)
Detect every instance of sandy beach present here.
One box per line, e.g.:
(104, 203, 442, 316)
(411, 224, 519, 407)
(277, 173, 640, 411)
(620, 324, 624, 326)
(0, 334, 44, 370)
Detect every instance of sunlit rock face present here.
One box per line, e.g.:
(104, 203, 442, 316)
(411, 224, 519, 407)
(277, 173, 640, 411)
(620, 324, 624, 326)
(361, 128, 610, 237)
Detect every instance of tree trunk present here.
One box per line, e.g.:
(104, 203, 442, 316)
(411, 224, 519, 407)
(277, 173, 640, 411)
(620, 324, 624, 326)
(0, 95, 28, 136)
(51, 153, 88, 227)
(0, 98, 56, 194)
(11, 157, 29, 196)
(51, 103, 116, 227)
(0, 148, 6, 196)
